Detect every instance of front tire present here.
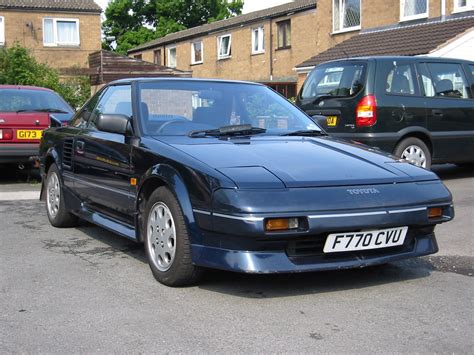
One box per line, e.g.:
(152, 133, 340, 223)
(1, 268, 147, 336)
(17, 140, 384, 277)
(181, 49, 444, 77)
(45, 163, 78, 227)
(144, 187, 202, 286)
(394, 137, 431, 169)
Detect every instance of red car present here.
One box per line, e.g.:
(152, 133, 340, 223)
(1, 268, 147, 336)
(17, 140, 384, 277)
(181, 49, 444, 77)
(0, 85, 74, 167)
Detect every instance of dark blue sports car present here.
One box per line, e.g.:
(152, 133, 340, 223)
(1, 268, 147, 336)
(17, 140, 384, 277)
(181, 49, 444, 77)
(39, 79, 454, 286)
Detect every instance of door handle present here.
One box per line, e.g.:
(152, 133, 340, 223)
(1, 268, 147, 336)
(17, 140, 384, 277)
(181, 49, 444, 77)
(432, 109, 444, 118)
(76, 140, 85, 155)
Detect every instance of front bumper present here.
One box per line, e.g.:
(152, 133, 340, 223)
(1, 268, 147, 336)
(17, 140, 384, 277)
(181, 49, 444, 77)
(0, 144, 39, 163)
(191, 232, 438, 273)
(190, 182, 453, 273)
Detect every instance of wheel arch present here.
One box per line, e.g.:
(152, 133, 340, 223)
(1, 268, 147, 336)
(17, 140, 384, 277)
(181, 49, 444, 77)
(136, 164, 196, 243)
(40, 148, 61, 201)
(394, 127, 433, 156)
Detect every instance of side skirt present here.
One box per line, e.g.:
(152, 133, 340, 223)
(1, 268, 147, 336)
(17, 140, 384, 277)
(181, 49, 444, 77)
(74, 203, 138, 242)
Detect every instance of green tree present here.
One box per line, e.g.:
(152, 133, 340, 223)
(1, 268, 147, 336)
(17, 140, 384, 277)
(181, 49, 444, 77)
(103, 0, 244, 54)
(0, 44, 90, 108)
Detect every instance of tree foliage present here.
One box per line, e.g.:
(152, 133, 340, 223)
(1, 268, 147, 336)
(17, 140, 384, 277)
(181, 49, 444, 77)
(0, 44, 90, 108)
(103, 0, 244, 54)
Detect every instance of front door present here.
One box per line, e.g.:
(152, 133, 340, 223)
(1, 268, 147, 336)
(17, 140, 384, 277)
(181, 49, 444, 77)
(73, 84, 135, 222)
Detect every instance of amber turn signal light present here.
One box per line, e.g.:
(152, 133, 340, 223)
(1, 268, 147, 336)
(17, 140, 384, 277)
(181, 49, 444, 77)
(265, 218, 299, 231)
(428, 207, 443, 219)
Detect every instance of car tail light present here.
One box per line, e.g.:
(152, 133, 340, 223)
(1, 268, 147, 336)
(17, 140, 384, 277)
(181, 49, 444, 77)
(356, 95, 377, 127)
(0, 129, 13, 140)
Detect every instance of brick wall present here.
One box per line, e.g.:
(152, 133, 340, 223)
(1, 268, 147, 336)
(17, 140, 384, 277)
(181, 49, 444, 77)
(0, 9, 101, 71)
(130, 8, 318, 84)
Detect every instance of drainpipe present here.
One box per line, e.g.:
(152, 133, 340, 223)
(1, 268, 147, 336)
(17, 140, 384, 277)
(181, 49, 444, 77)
(269, 18, 273, 81)
(441, 0, 446, 20)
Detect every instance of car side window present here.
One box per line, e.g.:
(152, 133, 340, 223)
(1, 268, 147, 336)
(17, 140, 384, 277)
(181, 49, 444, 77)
(70, 93, 100, 128)
(426, 62, 471, 99)
(88, 85, 132, 130)
(385, 64, 416, 96)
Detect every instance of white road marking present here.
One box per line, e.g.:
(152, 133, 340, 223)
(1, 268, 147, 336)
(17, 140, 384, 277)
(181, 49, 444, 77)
(0, 190, 40, 201)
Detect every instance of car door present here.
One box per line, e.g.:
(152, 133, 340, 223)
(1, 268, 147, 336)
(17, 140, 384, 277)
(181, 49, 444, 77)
(73, 84, 135, 222)
(376, 59, 426, 135)
(417, 61, 474, 163)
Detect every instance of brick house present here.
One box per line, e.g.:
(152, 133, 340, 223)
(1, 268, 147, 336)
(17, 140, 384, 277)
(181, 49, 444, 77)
(295, 0, 474, 89)
(0, 0, 102, 75)
(128, 0, 318, 98)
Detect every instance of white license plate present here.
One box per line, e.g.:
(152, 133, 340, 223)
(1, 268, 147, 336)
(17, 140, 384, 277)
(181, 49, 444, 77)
(323, 226, 408, 253)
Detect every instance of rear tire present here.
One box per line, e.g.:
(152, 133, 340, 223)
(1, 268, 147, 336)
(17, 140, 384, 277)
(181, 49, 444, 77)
(394, 137, 431, 169)
(45, 163, 78, 227)
(144, 187, 202, 287)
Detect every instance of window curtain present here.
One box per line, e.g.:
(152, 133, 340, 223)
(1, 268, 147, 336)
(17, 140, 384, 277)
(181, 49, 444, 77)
(57, 21, 78, 44)
(43, 19, 54, 44)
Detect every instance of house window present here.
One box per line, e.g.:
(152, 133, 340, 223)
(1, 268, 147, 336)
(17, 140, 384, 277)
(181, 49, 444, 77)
(167, 47, 176, 68)
(453, 0, 474, 12)
(252, 27, 265, 54)
(191, 41, 203, 64)
(277, 20, 291, 49)
(153, 49, 161, 64)
(0, 17, 4, 45)
(400, 0, 428, 21)
(134, 54, 142, 60)
(217, 34, 231, 59)
(43, 18, 80, 46)
(333, 0, 361, 33)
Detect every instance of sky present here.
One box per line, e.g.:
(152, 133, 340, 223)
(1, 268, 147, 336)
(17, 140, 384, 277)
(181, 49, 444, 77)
(95, 0, 292, 15)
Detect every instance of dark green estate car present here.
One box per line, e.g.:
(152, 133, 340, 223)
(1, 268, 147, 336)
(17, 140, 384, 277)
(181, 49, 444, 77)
(296, 56, 474, 168)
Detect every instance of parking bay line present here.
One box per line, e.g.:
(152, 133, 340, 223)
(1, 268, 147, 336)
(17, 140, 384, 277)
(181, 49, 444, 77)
(0, 190, 40, 201)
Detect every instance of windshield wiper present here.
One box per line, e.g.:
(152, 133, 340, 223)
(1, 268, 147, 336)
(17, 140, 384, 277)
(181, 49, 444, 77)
(189, 124, 266, 138)
(312, 94, 346, 105)
(16, 108, 69, 114)
(281, 130, 326, 137)
(35, 108, 69, 113)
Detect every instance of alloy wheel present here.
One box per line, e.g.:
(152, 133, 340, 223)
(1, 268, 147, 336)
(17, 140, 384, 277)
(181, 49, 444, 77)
(147, 202, 177, 272)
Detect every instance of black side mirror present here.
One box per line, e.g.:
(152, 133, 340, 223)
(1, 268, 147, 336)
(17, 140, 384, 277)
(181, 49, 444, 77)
(311, 114, 328, 130)
(96, 114, 131, 135)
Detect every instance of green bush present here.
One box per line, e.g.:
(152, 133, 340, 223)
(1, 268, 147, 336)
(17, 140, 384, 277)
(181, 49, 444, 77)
(0, 44, 90, 109)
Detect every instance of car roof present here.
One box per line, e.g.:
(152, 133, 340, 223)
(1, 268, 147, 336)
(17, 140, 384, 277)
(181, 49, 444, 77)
(108, 77, 265, 86)
(0, 85, 55, 92)
(317, 55, 474, 66)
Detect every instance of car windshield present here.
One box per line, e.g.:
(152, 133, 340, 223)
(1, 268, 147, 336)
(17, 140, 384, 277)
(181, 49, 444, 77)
(138, 80, 320, 136)
(0, 89, 73, 113)
(300, 62, 367, 100)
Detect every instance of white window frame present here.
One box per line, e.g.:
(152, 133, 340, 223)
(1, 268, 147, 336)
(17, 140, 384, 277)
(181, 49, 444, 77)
(191, 41, 203, 65)
(217, 34, 231, 59)
(0, 17, 5, 45)
(400, 0, 429, 22)
(43, 18, 80, 47)
(332, 0, 361, 34)
(167, 46, 177, 68)
(453, 0, 474, 12)
(251, 26, 265, 54)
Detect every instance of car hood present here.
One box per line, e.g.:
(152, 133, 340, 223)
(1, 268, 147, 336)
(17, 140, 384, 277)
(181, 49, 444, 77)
(155, 136, 438, 188)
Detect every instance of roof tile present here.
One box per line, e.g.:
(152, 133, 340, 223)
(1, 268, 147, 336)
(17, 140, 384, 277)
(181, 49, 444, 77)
(296, 15, 474, 68)
(0, 0, 101, 13)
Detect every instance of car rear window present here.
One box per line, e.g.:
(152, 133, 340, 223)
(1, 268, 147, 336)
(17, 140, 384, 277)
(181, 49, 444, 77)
(0, 89, 72, 112)
(300, 62, 366, 100)
(385, 64, 416, 96)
